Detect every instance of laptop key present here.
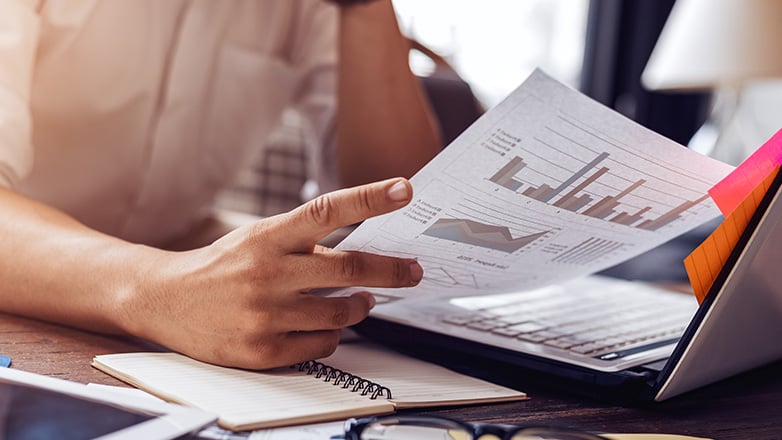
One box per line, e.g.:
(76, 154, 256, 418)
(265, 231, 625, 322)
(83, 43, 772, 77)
(571, 343, 602, 354)
(544, 338, 580, 349)
(442, 314, 480, 326)
(505, 321, 547, 334)
(517, 333, 548, 343)
(491, 326, 523, 337)
(466, 320, 502, 331)
(517, 330, 561, 342)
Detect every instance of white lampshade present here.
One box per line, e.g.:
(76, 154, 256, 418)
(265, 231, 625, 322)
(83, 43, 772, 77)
(642, 0, 782, 91)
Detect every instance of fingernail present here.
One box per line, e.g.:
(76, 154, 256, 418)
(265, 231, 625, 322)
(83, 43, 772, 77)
(409, 261, 423, 285)
(364, 292, 377, 309)
(387, 180, 410, 202)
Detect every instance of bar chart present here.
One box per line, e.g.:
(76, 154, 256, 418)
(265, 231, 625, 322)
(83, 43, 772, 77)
(550, 237, 625, 264)
(488, 153, 707, 231)
(489, 156, 526, 191)
(524, 152, 610, 204)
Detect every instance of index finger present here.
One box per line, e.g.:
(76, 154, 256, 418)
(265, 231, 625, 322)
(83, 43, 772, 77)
(279, 178, 413, 250)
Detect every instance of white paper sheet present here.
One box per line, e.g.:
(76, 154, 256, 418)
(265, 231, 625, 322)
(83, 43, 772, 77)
(329, 70, 733, 302)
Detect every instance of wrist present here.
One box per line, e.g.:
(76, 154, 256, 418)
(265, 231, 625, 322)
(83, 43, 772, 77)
(109, 245, 172, 338)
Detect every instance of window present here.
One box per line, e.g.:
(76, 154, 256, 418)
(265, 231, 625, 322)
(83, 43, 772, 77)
(393, 0, 590, 108)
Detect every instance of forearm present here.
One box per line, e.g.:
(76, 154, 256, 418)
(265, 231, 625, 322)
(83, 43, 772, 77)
(0, 187, 160, 334)
(335, 0, 442, 187)
(0, 178, 423, 369)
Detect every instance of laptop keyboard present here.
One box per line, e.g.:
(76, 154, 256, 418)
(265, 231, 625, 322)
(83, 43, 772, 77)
(441, 283, 695, 360)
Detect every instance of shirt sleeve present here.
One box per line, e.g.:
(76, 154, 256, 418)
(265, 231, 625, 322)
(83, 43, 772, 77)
(287, 0, 340, 195)
(0, 1, 40, 188)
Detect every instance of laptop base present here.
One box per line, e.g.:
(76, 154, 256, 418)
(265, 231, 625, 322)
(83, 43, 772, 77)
(352, 317, 663, 403)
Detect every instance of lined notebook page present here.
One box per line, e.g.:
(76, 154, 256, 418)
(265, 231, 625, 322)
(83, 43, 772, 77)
(92, 352, 394, 431)
(93, 342, 526, 430)
(322, 342, 526, 408)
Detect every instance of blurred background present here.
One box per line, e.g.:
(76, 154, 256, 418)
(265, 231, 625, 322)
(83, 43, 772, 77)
(393, 0, 712, 148)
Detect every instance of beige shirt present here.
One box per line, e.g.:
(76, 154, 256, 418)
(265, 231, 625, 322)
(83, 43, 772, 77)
(0, 0, 338, 245)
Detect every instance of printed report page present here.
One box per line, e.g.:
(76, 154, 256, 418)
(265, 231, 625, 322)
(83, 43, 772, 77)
(329, 70, 734, 303)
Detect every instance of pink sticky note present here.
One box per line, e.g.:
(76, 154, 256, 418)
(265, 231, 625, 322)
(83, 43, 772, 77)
(709, 129, 782, 216)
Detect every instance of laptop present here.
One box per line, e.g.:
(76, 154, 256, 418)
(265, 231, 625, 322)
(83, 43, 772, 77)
(352, 169, 782, 402)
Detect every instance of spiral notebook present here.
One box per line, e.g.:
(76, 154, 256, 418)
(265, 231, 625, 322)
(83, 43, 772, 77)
(92, 341, 526, 431)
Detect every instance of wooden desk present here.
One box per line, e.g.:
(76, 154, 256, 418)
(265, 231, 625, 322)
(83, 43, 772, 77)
(2, 312, 781, 439)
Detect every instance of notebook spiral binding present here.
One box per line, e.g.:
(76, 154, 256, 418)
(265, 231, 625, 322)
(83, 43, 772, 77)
(294, 360, 393, 400)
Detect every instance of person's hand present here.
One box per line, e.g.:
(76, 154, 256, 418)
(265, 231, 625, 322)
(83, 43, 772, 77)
(118, 178, 422, 369)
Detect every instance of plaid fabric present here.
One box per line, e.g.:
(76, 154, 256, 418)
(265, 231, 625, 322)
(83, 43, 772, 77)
(215, 109, 311, 217)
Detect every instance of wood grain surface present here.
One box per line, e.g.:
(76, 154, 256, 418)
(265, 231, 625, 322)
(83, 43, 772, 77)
(1, 311, 780, 439)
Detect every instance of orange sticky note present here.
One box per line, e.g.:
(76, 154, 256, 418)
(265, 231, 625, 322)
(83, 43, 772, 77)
(685, 167, 779, 303)
(709, 129, 782, 216)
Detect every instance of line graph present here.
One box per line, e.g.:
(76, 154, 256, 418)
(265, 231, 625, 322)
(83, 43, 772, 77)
(424, 267, 479, 288)
(423, 218, 548, 253)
